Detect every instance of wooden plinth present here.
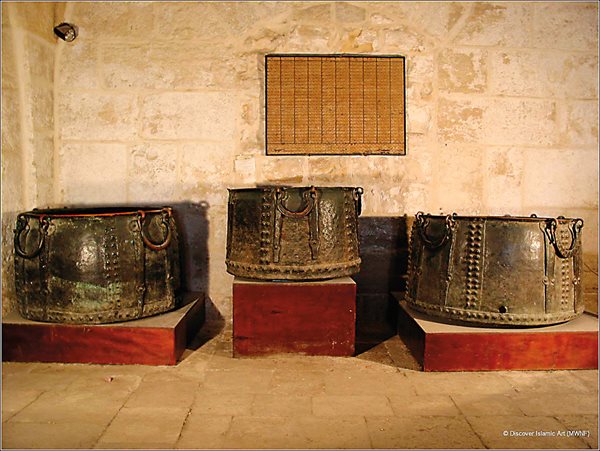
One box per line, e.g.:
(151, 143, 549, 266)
(233, 277, 356, 356)
(394, 293, 598, 372)
(2, 292, 205, 366)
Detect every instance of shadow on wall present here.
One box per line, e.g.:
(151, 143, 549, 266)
(167, 202, 224, 333)
(169, 203, 209, 294)
(354, 216, 409, 346)
(172, 202, 230, 349)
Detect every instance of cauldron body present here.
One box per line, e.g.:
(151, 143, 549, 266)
(406, 213, 584, 326)
(14, 207, 181, 324)
(226, 186, 362, 280)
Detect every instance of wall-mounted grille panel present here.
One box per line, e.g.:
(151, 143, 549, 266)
(266, 54, 406, 155)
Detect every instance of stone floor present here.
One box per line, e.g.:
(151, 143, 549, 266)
(2, 323, 598, 450)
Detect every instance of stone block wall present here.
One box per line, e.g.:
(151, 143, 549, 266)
(1, 2, 60, 314)
(2, 2, 598, 320)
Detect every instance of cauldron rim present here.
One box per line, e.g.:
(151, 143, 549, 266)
(228, 186, 359, 191)
(20, 206, 171, 218)
(416, 213, 581, 223)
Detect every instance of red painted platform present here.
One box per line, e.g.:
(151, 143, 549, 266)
(2, 292, 205, 366)
(394, 293, 598, 372)
(233, 277, 356, 357)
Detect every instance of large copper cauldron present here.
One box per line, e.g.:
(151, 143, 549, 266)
(226, 186, 363, 280)
(405, 213, 584, 326)
(14, 207, 181, 324)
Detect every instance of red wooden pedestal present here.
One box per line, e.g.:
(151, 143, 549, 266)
(2, 292, 205, 366)
(394, 293, 598, 372)
(233, 277, 356, 356)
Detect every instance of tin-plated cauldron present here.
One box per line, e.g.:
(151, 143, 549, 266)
(405, 213, 584, 326)
(14, 207, 181, 324)
(226, 186, 363, 280)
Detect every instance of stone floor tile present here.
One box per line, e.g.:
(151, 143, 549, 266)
(323, 369, 415, 396)
(172, 349, 214, 377)
(207, 354, 280, 370)
(366, 415, 484, 449)
(570, 370, 599, 392)
(467, 415, 590, 449)
(501, 370, 593, 394)
(2, 421, 106, 449)
(32, 362, 156, 377)
(251, 394, 312, 417)
(354, 340, 397, 367)
(268, 355, 340, 372)
(125, 379, 198, 408)
(290, 415, 371, 449)
(1, 362, 35, 377)
(2, 369, 80, 392)
(40, 372, 142, 422)
(384, 335, 422, 371)
(556, 414, 599, 449)
(65, 372, 143, 396)
(1, 389, 43, 421)
(328, 354, 398, 373)
(313, 394, 393, 416)
(94, 442, 175, 449)
(8, 388, 127, 425)
(269, 369, 327, 395)
(405, 371, 517, 396)
(388, 394, 461, 416)
(212, 341, 234, 358)
(223, 416, 295, 449)
(190, 390, 254, 415)
(451, 393, 524, 416)
(512, 392, 599, 416)
(293, 416, 372, 449)
(223, 416, 371, 449)
(124, 374, 200, 409)
(2, 348, 596, 450)
(202, 368, 274, 393)
(175, 414, 232, 449)
(97, 406, 189, 445)
(137, 367, 202, 382)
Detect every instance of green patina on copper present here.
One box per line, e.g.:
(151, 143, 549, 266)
(14, 206, 181, 324)
(226, 186, 363, 280)
(405, 213, 585, 327)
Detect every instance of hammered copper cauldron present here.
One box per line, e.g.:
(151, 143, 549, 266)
(405, 213, 584, 326)
(226, 186, 363, 280)
(14, 206, 181, 324)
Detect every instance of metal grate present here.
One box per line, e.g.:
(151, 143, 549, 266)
(266, 54, 406, 155)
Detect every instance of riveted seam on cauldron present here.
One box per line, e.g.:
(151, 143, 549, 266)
(226, 186, 362, 280)
(405, 214, 584, 327)
(14, 207, 181, 325)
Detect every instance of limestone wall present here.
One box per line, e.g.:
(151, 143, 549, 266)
(1, 2, 60, 314)
(3, 2, 598, 319)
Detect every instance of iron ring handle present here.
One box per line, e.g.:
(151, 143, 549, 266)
(138, 209, 172, 251)
(415, 212, 455, 250)
(276, 187, 317, 219)
(14, 215, 49, 259)
(549, 218, 583, 259)
(353, 187, 363, 216)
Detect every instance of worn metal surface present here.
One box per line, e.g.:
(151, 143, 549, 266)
(14, 207, 181, 324)
(405, 213, 585, 326)
(226, 186, 363, 280)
